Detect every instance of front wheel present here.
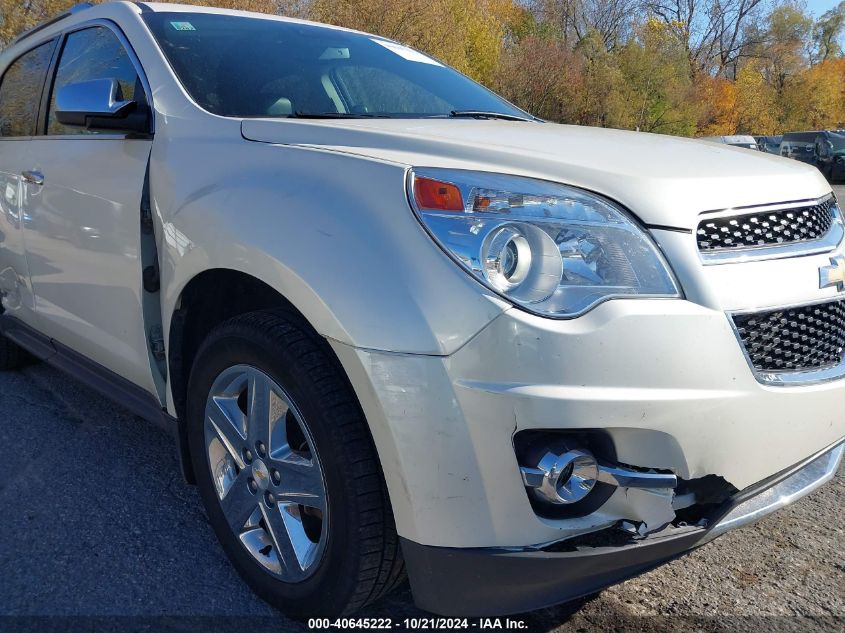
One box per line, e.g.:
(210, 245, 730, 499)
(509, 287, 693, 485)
(187, 310, 404, 618)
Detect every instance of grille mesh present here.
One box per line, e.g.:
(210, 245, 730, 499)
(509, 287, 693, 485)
(697, 198, 836, 251)
(733, 300, 845, 373)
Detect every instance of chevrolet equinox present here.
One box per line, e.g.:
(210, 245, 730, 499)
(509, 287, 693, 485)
(0, 1, 843, 619)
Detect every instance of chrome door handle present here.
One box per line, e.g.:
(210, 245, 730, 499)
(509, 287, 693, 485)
(21, 170, 44, 185)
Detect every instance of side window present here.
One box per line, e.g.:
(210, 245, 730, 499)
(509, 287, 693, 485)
(47, 26, 139, 135)
(0, 41, 55, 137)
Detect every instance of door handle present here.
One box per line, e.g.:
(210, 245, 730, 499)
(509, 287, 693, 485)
(21, 170, 44, 186)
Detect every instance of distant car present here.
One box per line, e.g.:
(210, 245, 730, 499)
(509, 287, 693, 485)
(754, 135, 782, 155)
(700, 135, 759, 150)
(814, 130, 845, 182)
(781, 131, 819, 164)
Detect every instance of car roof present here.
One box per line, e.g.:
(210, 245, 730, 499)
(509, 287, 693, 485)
(141, 2, 362, 34)
(782, 131, 820, 142)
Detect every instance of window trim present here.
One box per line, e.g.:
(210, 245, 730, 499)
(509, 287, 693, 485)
(0, 37, 60, 140)
(39, 18, 155, 139)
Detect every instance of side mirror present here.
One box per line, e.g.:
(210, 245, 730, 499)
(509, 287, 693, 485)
(55, 78, 147, 133)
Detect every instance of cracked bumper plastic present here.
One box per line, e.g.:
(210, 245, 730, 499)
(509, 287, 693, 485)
(400, 440, 844, 616)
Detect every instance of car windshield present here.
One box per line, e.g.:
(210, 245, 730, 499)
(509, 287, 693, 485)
(143, 12, 530, 120)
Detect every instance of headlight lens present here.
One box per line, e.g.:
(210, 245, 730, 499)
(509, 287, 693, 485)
(409, 168, 680, 317)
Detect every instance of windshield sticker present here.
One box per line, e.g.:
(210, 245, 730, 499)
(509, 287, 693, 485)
(370, 39, 442, 66)
(170, 21, 196, 31)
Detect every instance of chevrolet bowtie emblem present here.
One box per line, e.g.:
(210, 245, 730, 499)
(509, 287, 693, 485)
(820, 255, 845, 292)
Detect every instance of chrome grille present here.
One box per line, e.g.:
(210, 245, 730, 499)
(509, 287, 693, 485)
(697, 198, 836, 251)
(732, 300, 845, 373)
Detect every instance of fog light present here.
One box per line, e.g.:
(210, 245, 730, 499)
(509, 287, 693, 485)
(520, 447, 679, 508)
(522, 449, 599, 505)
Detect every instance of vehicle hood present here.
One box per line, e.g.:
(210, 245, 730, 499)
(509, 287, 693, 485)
(241, 118, 831, 229)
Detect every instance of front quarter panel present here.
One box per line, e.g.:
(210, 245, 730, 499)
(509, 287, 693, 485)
(152, 121, 506, 357)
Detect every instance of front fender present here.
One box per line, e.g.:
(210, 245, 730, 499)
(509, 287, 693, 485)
(151, 130, 505, 358)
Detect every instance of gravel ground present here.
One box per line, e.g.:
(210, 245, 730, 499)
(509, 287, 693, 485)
(0, 359, 842, 632)
(0, 184, 843, 632)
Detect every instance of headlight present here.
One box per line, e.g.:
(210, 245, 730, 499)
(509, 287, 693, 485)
(408, 168, 680, 318)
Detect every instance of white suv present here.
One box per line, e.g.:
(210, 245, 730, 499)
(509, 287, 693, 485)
(0, 1, 843, 619)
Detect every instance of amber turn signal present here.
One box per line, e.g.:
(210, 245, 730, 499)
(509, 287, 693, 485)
(413, 176, 464, 211)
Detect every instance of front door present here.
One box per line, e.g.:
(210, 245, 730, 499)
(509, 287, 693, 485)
(21, 23, 158, 395)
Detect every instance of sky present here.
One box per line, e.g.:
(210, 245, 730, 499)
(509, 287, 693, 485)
(805, 0, 842, 17)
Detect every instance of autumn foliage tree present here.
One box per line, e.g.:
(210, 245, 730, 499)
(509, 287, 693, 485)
(2, 0, 844, 136)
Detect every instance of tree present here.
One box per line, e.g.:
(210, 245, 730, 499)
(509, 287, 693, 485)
(781, 58, 845, 129)
(735, 60, 778, 133)
(309, 0, 520, 83)
(613, 18, 698, 133)
(813, 2, 845, 63)
(646, 0, 769, 78)
(494, 34, 584, 121)
(695, 76, 738, 135)
(533, 0, 639, 50)
(0, 0, 87, 48)
(755, 3, 813, 91)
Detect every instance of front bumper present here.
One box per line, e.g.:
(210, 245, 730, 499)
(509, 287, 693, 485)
(331, 297, 845, 549)
(401, 441, 843, 616)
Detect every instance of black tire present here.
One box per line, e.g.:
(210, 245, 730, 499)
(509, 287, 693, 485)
(0, 334, 24, 370)
(187, 309, 404, 618)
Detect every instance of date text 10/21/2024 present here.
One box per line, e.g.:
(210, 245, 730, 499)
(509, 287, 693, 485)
(307, 618, 530, 629)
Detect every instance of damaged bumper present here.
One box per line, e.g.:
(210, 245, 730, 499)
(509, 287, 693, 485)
(331, 299, 845, 550)
(401, 441, 843, 616)
(330, 289, 845, 615)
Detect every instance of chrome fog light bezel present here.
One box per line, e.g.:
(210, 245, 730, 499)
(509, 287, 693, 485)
(524, 450, 599, 505)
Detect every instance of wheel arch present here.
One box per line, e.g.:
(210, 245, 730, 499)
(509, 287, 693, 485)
(167, 267, 348, 483)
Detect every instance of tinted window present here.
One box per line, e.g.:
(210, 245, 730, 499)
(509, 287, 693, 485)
(143, 12, 526, 119)
(48, 27, 139, 135)
(0, 41, 54, 137)
(333, 66, 450, 114)
(828, 133, 845, 151)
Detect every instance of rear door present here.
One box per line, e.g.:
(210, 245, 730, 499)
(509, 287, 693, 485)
(0, 39, 57, 330)
(20, 22, 159, 395)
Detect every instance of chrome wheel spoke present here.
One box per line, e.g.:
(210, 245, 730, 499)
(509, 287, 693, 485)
(220, 470, 259, 533)
(207, 396, 247, 466)
(261, 502, 318, 579)
(273, 459, 326, 512)
(247, 369, 272, 442)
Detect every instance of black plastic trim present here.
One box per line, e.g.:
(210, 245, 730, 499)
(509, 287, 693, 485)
(36, 36, 63, 136)
(0, 315, 171, 431)
(647, 224, 692, 234)
(401, 532, 702, 616)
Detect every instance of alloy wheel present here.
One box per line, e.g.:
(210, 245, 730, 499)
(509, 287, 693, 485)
(204, 364, 328, 581)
